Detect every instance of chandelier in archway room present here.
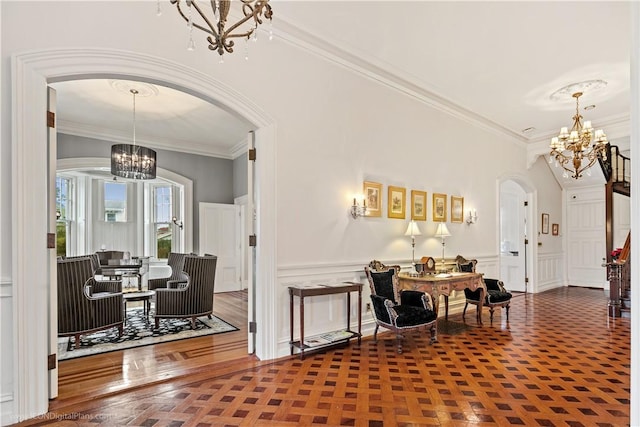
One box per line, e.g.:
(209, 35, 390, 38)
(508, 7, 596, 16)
(162, 0, 273, 61)
(549, 88, 609, 180)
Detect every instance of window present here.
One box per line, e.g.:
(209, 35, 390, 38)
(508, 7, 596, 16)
(104, 182, 127, 222)
(56, 176, 72, 257)
(154, 186, 173, 259)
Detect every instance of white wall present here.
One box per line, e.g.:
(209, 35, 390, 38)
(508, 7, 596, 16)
(0, 2, 565, 423)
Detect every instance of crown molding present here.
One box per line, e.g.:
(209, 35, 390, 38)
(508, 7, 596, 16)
(57, 119, 233, 159)
(274, 17, 528, 146)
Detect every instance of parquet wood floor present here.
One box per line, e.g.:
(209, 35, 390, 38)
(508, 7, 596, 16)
(15, 286, 630, 426)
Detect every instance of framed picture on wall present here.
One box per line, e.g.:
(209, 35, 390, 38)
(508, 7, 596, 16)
(363, 181, 382, 217)
(388, 186, 406, 219)
(433, 193, 447, 222)
(541, 213, 549, 234)
(411, 190, 427, 221)
(552, 223, 559, 236)
(451, 196, 464, 223)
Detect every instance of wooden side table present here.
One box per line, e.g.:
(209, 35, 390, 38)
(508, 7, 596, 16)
(288, 282, 362, 359)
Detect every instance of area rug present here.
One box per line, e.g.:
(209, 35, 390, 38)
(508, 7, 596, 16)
(58, 308, 238, 361)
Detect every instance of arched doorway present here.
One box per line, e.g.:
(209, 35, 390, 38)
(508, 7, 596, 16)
(11, 48, 277, 418)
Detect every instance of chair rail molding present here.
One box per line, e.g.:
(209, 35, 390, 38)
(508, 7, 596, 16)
(11, 47, 277, 422)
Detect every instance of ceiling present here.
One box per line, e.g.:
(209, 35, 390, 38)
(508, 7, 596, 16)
(52, 1, 631, 159)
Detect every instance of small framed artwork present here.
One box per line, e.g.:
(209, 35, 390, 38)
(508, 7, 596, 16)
(541, 213, 549, 234)
(363, 181, 382, 217)
(433, 193, 447, 222)
(388, 186, 406, 219)
(451, 196, 464, 223)
(552, 223, 559, 236)
(411, 190, 427, 221)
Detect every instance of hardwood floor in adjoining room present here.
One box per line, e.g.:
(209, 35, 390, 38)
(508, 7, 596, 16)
(17, 286, 630, 426)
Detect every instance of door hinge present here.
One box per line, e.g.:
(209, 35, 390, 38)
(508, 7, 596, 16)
(47, 233, 56, 249)
(525, 277, 529, 283)
(249, 321, 257, 333)
(524, 201, 528, 206)
(48, 354, 57, 370)
(249, 235, 257, 247)
(248, 148, 256, 161)
(524, 239, 528, 245)
(47, 111, 55, 128)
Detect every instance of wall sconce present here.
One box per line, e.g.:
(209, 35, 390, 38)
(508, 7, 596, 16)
(172, 216, 184, 230)
(466, 209, 478, 225)
(350, 196, 368, 219)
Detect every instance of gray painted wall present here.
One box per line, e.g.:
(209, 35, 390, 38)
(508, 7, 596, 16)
(233, 152, 248, 199)
(58, 133, 248, 252)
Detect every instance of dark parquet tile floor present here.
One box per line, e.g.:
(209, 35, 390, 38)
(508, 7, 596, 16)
(23, 286, 630, 426)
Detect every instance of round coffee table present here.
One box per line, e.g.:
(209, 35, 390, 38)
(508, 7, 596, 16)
(123, 290, 155, 324)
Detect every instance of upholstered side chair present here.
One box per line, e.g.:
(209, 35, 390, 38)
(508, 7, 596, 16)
(148, 252, 188, 290)
(154, 254, 217, 329)
(456, 255, 512, 324)
(57, 257, 124, 348)
(364, 260, 438, 353)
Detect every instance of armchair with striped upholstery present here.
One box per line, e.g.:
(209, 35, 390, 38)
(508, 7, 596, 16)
(57, 257, 124, 348)
(154, 254, 217, 329)
(148, 252, 188, 290)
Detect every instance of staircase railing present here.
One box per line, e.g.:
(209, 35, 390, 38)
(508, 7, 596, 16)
(607, 232, 630, 317)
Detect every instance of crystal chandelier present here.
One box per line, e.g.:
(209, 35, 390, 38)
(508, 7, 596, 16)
(111, 89, 157, 180)
(549, 91, 609, 179)
(169, 0, 273, 59)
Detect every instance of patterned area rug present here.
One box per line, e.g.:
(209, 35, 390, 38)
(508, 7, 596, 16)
(58, 307, 238, 361)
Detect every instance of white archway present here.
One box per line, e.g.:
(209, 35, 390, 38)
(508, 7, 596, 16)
(11, 48, 277, 420)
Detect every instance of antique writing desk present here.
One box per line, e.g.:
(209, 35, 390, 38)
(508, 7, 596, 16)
(398, 272, 486, 324)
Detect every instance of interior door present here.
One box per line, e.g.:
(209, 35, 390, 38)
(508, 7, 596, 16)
(500, 180, 527, 292)
(199, 202, 241, 293)
(47, 86, 58, 399)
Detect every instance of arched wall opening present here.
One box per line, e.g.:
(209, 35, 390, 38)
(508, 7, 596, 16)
(11, 48, 277, 420)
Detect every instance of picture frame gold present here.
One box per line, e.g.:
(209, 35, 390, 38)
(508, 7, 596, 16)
(432, 193, 447, 222)
(411, 190, 427, 221)
(363, 181, 382, 217)
(451, 196, 464, 223)
(387, 186, 406, 219)
(542, 213, 549, 234)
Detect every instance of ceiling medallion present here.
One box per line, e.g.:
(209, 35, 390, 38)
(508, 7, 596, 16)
(549, 80, 607, 102)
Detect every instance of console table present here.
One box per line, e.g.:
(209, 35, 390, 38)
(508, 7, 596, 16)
(288, 282, 362, 359)
(398, 272, 485, 324)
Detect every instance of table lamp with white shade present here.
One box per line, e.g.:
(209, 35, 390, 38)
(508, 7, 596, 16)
(404, 220, 422, 272)
(434, 222, 451, 272)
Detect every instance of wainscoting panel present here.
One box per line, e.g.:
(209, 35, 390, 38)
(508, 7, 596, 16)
(1, 279, 15, 426)
(536, 252, 564, 292)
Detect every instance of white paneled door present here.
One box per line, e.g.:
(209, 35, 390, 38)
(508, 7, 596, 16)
(199, 203, 241, 293)
(499, 180, 527, 292)
(566, 187, 606, 288)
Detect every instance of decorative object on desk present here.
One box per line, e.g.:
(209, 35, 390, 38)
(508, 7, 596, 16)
(466, 209, 478, 225)
(434, 223, 451, 271)
(350, 194, 368, 219)
(611, 247, 623, 261)
(111, 88, 157, 180)
(172, 216, 184, 230)
(420, 256, 436, 274)
(451, 196, 464, 223)
(552, 223, 559, 236)
(58, 307, 237, 361)
(411, 190, 427, 221)
(541, 213, 549, 234)
(549, 85, 609, 180)
(363, 181, 382, 217)
(404, 220, 422, 273)
(432, 193, 447, 222)
(387, 186, 406, 219)
(166, 0, 273, 60)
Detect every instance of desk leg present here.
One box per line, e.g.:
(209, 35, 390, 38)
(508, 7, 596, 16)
(346, 292, 351, 334)
(299, 296, 305, 360)
(444, 295, 449, 320)
(289, 291, 294, 355)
